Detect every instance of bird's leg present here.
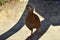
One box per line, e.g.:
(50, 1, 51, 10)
(31, 29, 33, 36)
(38, 27, 41, 32)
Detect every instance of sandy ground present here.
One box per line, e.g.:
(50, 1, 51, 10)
(0, 0, 60, 40)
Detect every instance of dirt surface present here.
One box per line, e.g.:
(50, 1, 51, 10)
(0, 0, 27, 36)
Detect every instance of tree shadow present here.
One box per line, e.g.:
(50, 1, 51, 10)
(0, 0, 60, 40)
(26, 1, 60, 40)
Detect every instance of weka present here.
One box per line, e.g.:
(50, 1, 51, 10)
(25, 5, 41, 35)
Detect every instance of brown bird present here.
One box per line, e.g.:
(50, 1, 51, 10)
(25, 4, 41, 35)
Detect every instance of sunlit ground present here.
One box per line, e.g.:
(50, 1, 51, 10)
(0, 0, 60, 40)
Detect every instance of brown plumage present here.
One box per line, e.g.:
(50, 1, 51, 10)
(25, 5, 41, 35)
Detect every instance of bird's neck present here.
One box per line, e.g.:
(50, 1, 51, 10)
(28, 11, 33, 15)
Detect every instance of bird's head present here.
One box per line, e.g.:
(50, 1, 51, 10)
(26, 4, 33, 14)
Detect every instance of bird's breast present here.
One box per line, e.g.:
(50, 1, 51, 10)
(25, 14, 40, 28)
